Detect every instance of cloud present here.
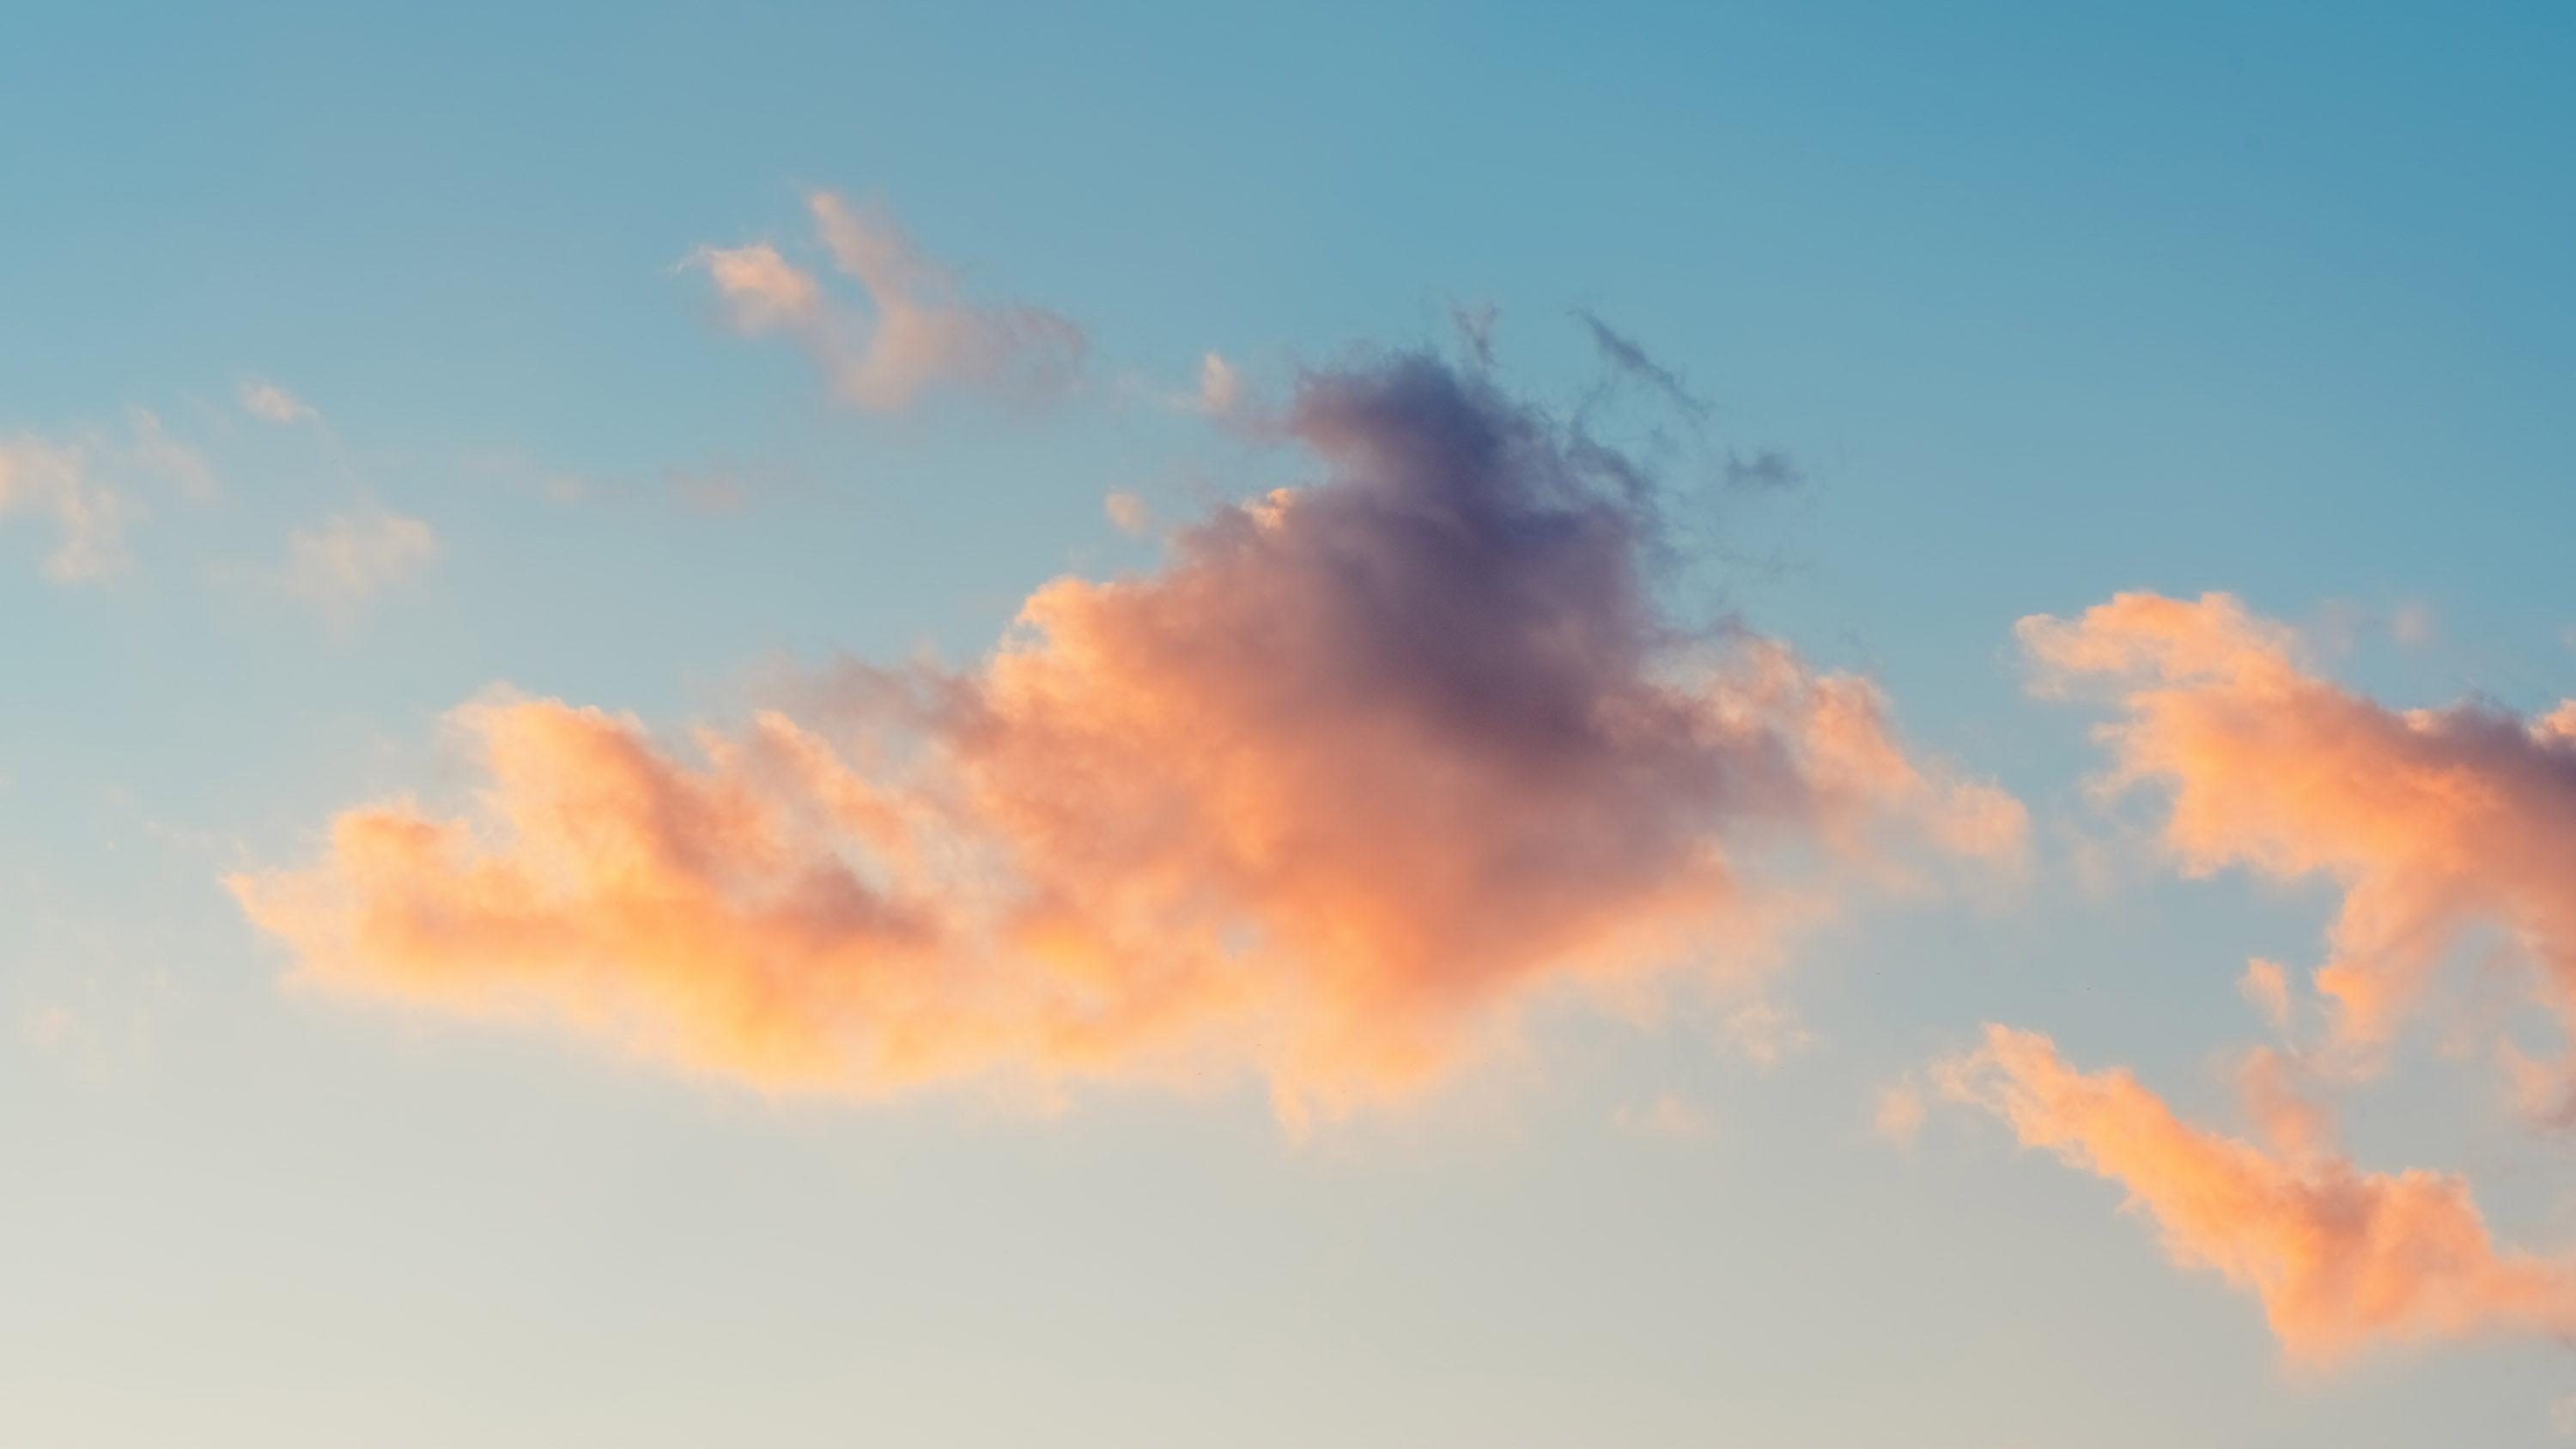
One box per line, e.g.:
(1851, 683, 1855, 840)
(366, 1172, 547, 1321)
(1182, 352, 1244, 417)
(0, 433, 140, 581)
(1938, 1024, 2576, 1364)
(239, 379, 319, 425)
(1873, 1080, 1927, 1147)
(231, 351, 2019, 1118)
(1720, 999, 1816, 1066)
(280, 508, 439, 612)
(2020, 591, 2576, 1096)
(1614, 1093, 1711, 1141)
(1103, 491, 1151, 536)
(690, 193, 1086, 412)
(1577, 313, 1708, 421)
(2239, 957, 2291, 1034)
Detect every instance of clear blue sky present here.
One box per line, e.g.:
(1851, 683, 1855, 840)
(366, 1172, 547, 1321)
(5, 3, 2575, 1444)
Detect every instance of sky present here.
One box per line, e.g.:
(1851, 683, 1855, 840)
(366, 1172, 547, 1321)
(6, 1, 2576, 1443)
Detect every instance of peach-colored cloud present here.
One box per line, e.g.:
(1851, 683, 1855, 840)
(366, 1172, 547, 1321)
(2022, 591, 2576, 1090)
(233, 354, 2019, 1115)
(2239, 957, 2292, 1034)
(690, 193, 1084, 412)
(1939, 1024, 2576, 1364)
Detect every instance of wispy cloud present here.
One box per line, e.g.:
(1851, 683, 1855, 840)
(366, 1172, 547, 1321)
(0, 433, 137, 581)
(280, 508, 439, 614)
(1938, 1024, 2576, 1364)
(238, 378, 319, 426)
(690, 193, 1086, 413)
(231, 350, 2020, 1120)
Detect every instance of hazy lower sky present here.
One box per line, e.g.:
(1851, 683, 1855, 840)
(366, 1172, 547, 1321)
(8, 3, 2576, 1444)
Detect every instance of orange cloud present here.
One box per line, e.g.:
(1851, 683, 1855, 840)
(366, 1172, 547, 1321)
(2022, 591, 2576, 1087)
(233, 354, 2019, 1117)
(690, 193, 1084, 412)
(1939, 1024, 2576, 1364)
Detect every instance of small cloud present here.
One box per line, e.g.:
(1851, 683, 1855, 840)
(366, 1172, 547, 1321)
(2551, 1393, 2576, 1437)
(1613, 1093, 1711, 1142)
(1874, 1080, 1926, 1148)
(2390, 601, 2434, 648)
(1722, 999, 1818, 1067)
(281, 508, 439, 613)
(1724, 450, 1802, 491)
(689, 192, 1085, 413)
(1190, 353, 1242, 416)
(127, 408, 218, 501)
(1104, 491, 1151, 536)
(0, 433, 138, 581)
(238, 378, 319, 425)
(1577, 312, 1708, 419)
(2240, 957, 2292, 1034)
(665, 461, 789, 515)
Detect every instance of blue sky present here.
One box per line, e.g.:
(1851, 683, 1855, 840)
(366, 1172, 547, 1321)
(5, 3, 2576, 1444)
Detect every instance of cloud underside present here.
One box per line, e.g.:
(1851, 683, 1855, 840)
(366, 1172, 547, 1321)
(1940, 1026, 2576, 1363)
(232, 352, 2020, 1117)
(691, 192, 1084, 412)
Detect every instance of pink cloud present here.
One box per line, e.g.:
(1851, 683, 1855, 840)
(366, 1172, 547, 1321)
(690, 193, 1085, 412)
(232, 353, 2020, 1119)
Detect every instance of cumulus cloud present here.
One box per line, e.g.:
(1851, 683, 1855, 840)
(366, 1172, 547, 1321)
(690, 192, 1085, 412)
(1938, 1025, 2576, 1364)
(239, 379, 319, 425)
(231, 351, 2019, 1118)
(281, 508, 439, 612)
(2022, 591, 2576, 1098)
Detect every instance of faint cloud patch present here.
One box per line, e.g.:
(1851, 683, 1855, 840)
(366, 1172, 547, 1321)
(238, 378, 319, 426)
(1103, 491, 1151, 536)
(1721, 1000, 1818, 1067)
(280, 507, 439, 615)
(666, 460, 792, 515)
(1614, 1093, 1712, 1142)
(21, 970, 178, 1084)
(1723, 450, 1801, 491)
(0, 408, 224, 581)
(2240, 957, 2293, 1034)
(1874, 1079, 1927, 1148)
(0, 433, 137, 580)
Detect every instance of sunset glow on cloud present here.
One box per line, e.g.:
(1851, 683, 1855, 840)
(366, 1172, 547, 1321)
(1939, 1025, 2576, 1363)
(16, 11, 2576, 1439)
(232, 353, 2020, 1114)
(2023, 592, 2576, 1094)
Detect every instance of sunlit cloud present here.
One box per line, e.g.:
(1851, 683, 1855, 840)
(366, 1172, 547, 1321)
(690, 192, 1086, 413)
(232, 350, 2020, 1120)
(2023, 591, 2576, 1103)
(1939, 1024, 2576, 1365)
